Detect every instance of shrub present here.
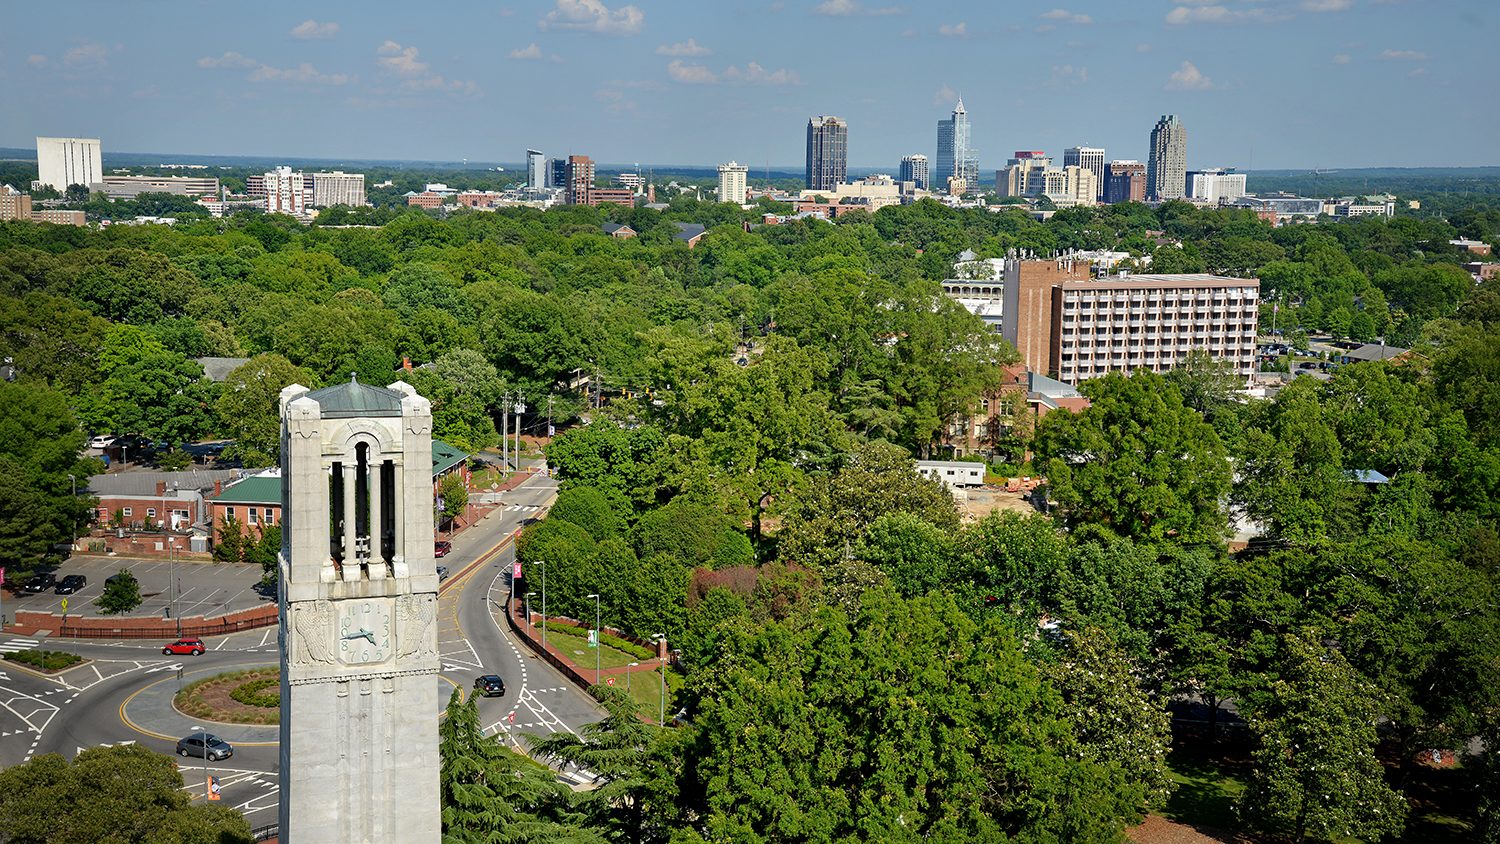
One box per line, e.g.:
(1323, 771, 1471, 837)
(5, 650, 83, 671)
(230, 677, 280, 708)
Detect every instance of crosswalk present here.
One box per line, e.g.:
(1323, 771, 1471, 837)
(0, 638, 40, 655)
(502, 504, 543, 513)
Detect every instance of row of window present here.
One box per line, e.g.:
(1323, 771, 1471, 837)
(223, 505, 275, 526)
(105, 507, 191, 521)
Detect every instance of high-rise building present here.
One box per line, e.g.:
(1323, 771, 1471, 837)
(1063, 147, 1106, 201)
(1186, 168, 1247, 204)
(899, 154, 929, 191)
(311, 171, 367, 207)
(1147, 115, 1188, 201)
(1061, 165, 1098, 207)
(565, 155, 595, 205)
(264, 166, 307, 216)
(547, 158, 568, 190)
(998, 151, 1052, 197)
(35, 137, 102, 192)
(277, 377, 442, 842)
(0, 185, 34, 221)
(805, 116, 848, 192)
(718, 161, 749, 205)
(1105, 161, 1147, 204)
(526, 150, 545, 189)
(936, 98, 979, 193)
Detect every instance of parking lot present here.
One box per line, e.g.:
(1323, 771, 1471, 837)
(6, 556, 266, 619)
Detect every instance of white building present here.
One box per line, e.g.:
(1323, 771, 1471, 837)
(916, 460, 987, 489)
(100, 175, 220, 199)
(717, 160, 749, 205)
(526, 149, 545, 190)
(265, 166, 308, 216)
(36, 136, 102, 192)
(1188, 169, 1248, 204)
(311, 171, 367, 207)
(1063, 146, 1106, 201)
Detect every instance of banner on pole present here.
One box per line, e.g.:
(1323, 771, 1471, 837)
(587, 629, 599, 648)
(207, 775, 221, 801)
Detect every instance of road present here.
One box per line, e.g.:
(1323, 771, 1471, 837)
(0, 471, 599, 823)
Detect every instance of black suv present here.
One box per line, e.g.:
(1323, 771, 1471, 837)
(22, 573, 57, 593)
(473, 675, 506, 697)
(54, 575, 86, 594)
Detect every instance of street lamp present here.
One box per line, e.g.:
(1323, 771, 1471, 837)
(586, 593, 601, 686)
(190, 725, 210, 801)
(67, 474, 77, 547)
(651, 633, 666, 725)
(627, 661, 639, 694)
(538, 560, 547, 653)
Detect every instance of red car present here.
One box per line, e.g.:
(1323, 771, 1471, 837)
(163, 638, 206, 656)
(434, 540, 452, 558)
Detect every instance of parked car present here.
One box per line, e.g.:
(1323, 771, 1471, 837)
(473, 675, 506, 697)
(434, 540, 452, 558)
(436, 565, 450, 582)
(54, 575, 86, 594)
(88, 435, 115, 449)
(176, 733, 233, 761)
(22, 573, 57, 593)
(163, 638, 206, 656)
(105, 571, 132, 586)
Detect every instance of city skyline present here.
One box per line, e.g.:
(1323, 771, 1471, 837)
(4, 1, 1498, 169)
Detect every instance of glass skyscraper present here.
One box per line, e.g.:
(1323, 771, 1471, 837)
(1147, 115, 1188, 201)
(936, 98, 978, 192)
(806, 116, 848, 192)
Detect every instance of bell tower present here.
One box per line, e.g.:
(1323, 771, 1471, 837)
(277, 376, 440, 843)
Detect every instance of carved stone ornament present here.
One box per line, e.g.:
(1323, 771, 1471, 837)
(291, 600, 337, 666)
(396, 593, 438, 661)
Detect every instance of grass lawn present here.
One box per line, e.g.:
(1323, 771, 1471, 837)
(619, 665, 684, 725)
(527, 621, 647, 670)
(1161, 747, 1247, 831)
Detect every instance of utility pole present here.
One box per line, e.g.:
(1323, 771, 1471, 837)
(587, 593, 601, 686)
(514, 393, 527, 470)
(500, 394, 512, 472)
(539, 561, 547, 653)
(652, 633, 667, 725)
(545, 394, 554, 440)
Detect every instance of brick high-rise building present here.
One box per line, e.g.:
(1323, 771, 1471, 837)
(1147, 115, 1187, 201)
(565, 155, 595, 205)
(0, 185, 33, 221)
(1105, 161, 1147, 204)
(805, 115, 848, 192)
(1001, 258, 1093, 375)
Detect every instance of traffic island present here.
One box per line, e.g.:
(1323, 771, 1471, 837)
(3, 649, 88, 674)
(173, 667, 281, 726)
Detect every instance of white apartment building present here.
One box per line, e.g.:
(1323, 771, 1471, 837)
(264, 166, 308, 216)
(718, 161, 749, 205)
(1053, 274, 1260, 385)
(36, 136, 102, 191)
(1188, 169, 1247, 204)
(311, 171, 367, 207)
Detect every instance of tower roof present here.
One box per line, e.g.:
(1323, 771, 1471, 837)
(954, 95, 965, 114)
(305, 374, 405, 418)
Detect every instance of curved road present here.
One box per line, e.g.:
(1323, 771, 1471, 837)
(0, 472, 599, 824)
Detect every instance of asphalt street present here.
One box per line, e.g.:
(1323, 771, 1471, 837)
(0, 471, 596, 825)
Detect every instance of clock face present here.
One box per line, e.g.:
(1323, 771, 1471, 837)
(338, 599, 392, 665)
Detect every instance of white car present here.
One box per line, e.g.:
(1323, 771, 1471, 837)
(88, 435, 115, 449)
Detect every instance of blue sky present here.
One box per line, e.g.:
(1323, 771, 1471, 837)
(4, 0, 1496, 169)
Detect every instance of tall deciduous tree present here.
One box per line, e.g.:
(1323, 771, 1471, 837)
(1238, 634, 1407, 843)
(1036, 370, 1231, 544)
(0, 381, 96, 571)
(216, 353, 315, 467)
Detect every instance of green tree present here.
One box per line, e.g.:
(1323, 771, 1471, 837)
(0, 381, 96, 571)
(0, 744, 253, 844)
(438, 471, 468, 525)
(854, 511, 957, 598)
(548, 485, 627, 541)
(94, 568, 142, 615)
(214, 516, 246, 563)
(1238, 634, 1407, 843)
(245, 524, 282, 586)
(216, 353, 315, 467)
(1036, 370, 1231, 544)
(438, 688, 599, 843)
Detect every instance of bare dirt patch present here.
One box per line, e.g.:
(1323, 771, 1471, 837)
(953, 485, 1040, 522)
(1128, 815, 1245, 844)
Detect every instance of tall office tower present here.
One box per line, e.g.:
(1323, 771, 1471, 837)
(935, 98, 979, 193)
(717, 161, 749, 205)
(1061, 165, 1098, 206)
(565, 155, 595, 205)
(547, 158, 568, 189)
(526, 149, 545, 189)
(311, 171, 367, 207)
(805, 115, 848, 192)
(1105, 161, 1147, 204)
(264, 166, 307, 216)
(1186, 168, 1247, 204)
(1064, 146, 1106, 200)
(35, 137, 102, 192)
(998, 151, 1052, 197)
(277, 377, 441, 843)
(1147, 115, 1188, 201)
(899, 154, 929, 190)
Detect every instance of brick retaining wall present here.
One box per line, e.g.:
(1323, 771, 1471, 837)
(14, 603, 277, 639)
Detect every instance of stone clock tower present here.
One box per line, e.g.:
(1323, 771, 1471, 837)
(277, 377, 441, 843)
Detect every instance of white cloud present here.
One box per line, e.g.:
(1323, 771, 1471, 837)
(1165, 5, 1280, 24)
(1333, 53, 1351, 64)
(1050, 64, 1088, 86)
(1041, 8, 1091, 24)
(725, 61, 800, 85)
(656, 38, 710, 56)
(26, 54, 48, 67)
(1166, 60, 1214, 89)
(933, 84, 956, 106)
(198, 51, 259, 69)
(290, 20, 339, 40)
(1380, 48, 1426, 60)
(63, 42, 110, 68)
(249, 63, 351, 85)
(1408, 67, 1426, 77)
(510, 43, 544, 59)
(667, 59, 718, 84)
(813, 0, 902, 14)
(539, 0, 644, 35)
(1301, 0, 1352, 10)
(377, 41, 428, 75)
(938, 21, 967, 37)
(1136, 42, 1155, 53)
